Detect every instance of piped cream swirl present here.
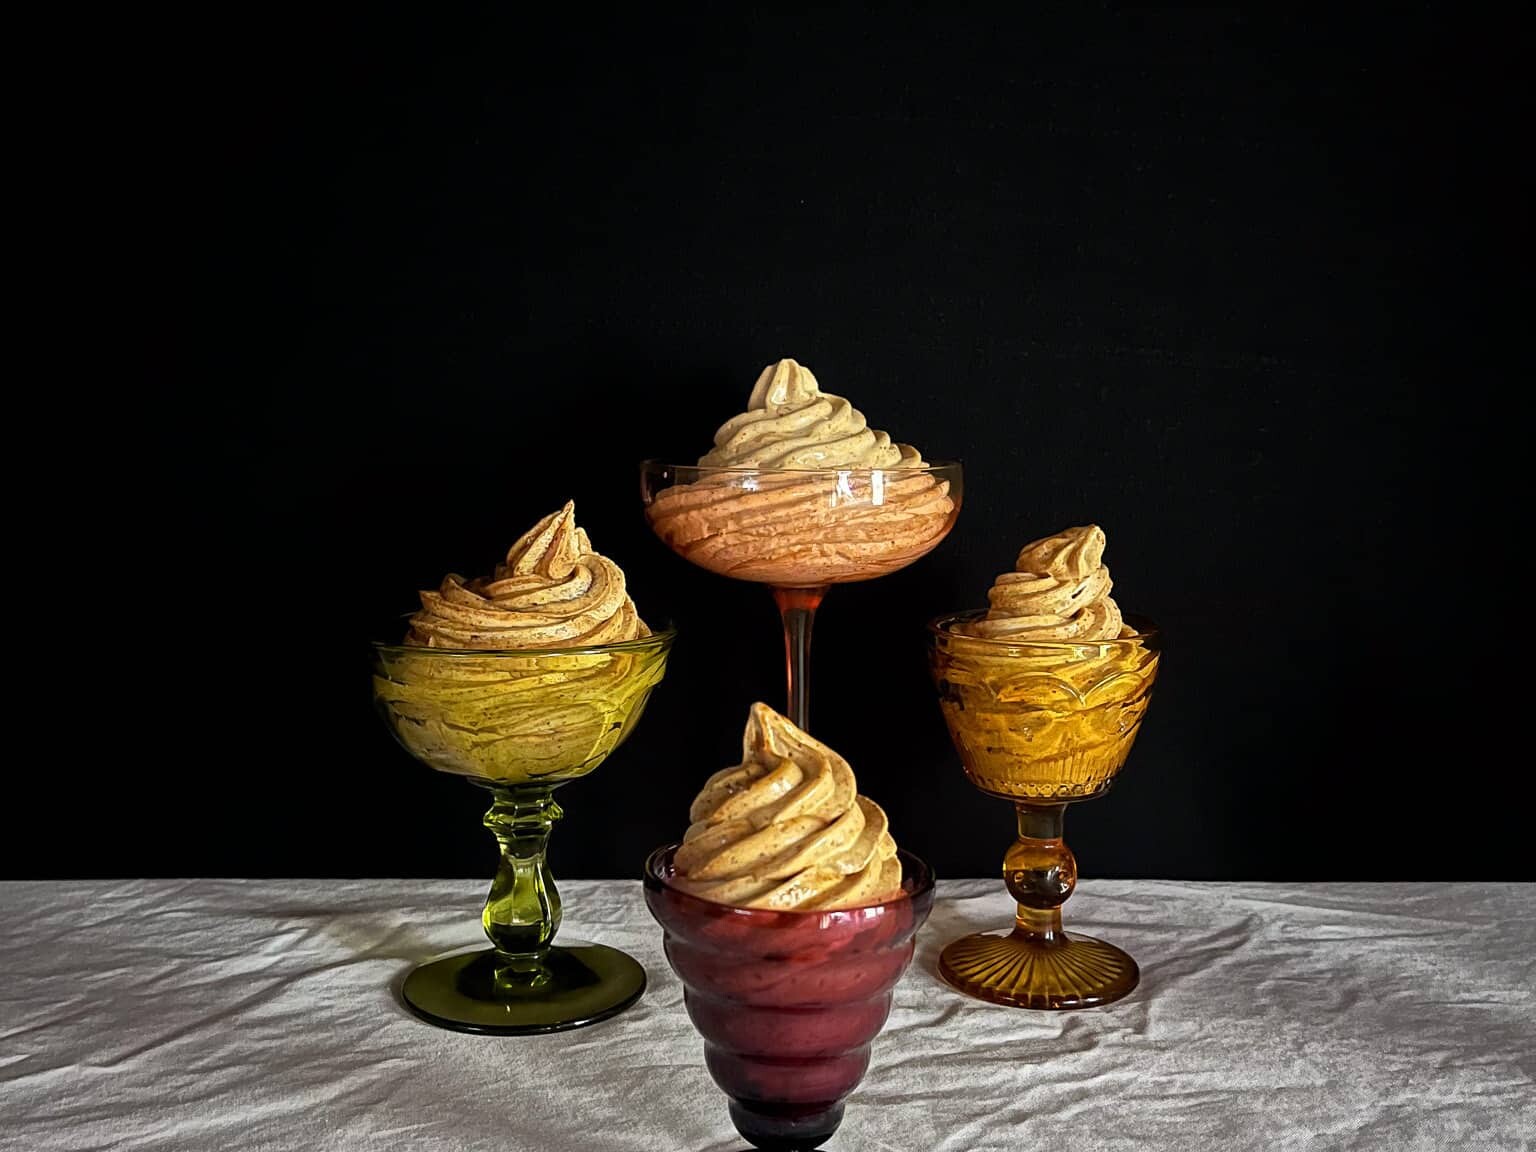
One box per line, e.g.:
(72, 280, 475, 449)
(647, 358, 956, 584)
(407, 502, 649, 649)
(699, 359, 925, 469)
(960, 525, 1126, 642)
(672, 703, 902, 910)
(376, 504, 664, 784)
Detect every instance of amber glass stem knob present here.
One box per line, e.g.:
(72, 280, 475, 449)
(1004, 803, 1076, 945)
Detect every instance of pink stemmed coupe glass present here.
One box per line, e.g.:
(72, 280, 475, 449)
(640, 461, 961, 730)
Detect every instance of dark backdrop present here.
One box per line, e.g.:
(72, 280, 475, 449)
(20, 7, 1524, 882)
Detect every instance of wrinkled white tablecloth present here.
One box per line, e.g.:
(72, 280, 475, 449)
(1, 879, 1531, 1152)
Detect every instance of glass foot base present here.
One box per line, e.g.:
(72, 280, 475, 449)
(401, 944, 646, 1035)
(939, 928, 1139, 1011)
(729, 1100, 845, 1152)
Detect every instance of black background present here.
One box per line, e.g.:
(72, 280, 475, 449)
(18, 7, 1524, 883)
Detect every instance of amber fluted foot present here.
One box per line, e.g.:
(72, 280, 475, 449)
(938, 802, 1138, 1010)
(939, 930, 1138, 1011)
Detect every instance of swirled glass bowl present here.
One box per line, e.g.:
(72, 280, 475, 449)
(645, 845, 934, 1151)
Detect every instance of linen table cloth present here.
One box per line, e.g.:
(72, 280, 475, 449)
(2, 879, 1531, 1151)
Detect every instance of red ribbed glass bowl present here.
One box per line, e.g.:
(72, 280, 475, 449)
(643, 846, 934, 1151)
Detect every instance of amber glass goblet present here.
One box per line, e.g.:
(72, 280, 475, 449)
(927, 611, 1160, 1010)
(640, 461, 961, 730)
(645, 846, 934, 1151)
(371, 628, 674, 1033)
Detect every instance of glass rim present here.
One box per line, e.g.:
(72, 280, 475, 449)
(372, 621, 677, 659)
(928, 608, 1159, 650)
(643, 843, 934, 916)
(639, 457, 962, 477)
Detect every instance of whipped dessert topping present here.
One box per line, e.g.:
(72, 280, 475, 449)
(646, 358, 957, 585)
(699, 359, 926, 469)
(407, 502, 649, 648)
(672, 703, 902, 910)
(960, 525, 1126, 642)
(378, 503, 665, 784)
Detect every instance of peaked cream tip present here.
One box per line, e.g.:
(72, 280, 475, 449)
(747, 358, 820, 410)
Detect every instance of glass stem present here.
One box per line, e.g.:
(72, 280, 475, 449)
(479, 783, 563, 990)
(1004, 802, 1076, 946)
(772, 584, 827, 731)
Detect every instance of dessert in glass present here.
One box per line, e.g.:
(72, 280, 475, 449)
(928, 525, 1159, 1010)
(645, 703, 933, 1151)
(372, 503, 674, 1034)
(641, 358, 960, 729)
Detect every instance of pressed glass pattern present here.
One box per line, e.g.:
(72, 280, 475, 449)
(928, 612, 1160, 1011)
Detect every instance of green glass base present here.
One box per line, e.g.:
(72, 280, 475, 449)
(401, 944, 646, 1035)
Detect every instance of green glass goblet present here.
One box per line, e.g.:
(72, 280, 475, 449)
(372, 627, 675, 1034)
